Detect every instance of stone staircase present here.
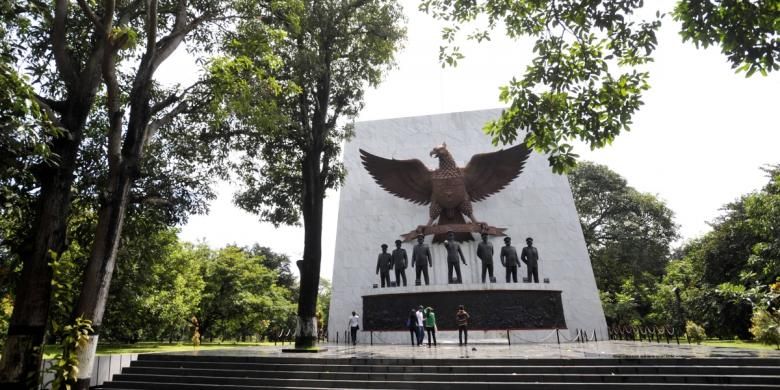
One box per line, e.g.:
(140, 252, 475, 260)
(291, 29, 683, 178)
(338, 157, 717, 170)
(98, 353, 780, 389)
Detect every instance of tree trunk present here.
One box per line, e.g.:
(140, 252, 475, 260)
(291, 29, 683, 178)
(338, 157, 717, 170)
(294, 153, 324, 349)
(71, 161, 134, 389)
(0, 112, 84, 389)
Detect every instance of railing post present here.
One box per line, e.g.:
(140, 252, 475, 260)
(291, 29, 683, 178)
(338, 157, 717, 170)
(370, 331, 373, 346)
(506, 329, 510, 346)
(556, 328, 560, 345)
(336, 331, 339, 344)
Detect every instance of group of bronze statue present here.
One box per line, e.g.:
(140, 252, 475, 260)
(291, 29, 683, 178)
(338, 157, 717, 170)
(376, 232, 540, 286)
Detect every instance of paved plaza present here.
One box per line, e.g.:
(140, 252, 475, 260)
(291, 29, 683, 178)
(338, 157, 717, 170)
(166, 340, 780, 360)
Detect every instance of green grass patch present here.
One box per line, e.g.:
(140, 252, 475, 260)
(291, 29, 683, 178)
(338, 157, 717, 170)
(42, 341, 274, 359)
(701, 339, 780, 351)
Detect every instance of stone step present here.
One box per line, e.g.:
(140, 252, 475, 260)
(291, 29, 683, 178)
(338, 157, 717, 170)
(109, 372, 780, 387)
(129, 360, 780, 375)
(100, 378, 780, 390)
(135, 354, 780, 367)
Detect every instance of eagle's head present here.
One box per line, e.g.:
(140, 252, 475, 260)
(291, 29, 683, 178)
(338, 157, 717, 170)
(429, 143, 450, 159)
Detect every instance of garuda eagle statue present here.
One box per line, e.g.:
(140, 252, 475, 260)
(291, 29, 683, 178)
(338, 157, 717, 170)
(360, 143, 531, 242)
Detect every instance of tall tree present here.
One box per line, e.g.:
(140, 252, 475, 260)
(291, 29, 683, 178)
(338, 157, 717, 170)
(661, 165, 780, 338)
(0, 3, 109, 386)
(419, 1, 778, 172)
(67, 1, 230, 388)
(568, 162, 678, 325)
(213, 0, 405, 348)
(0, 0, 229, 387)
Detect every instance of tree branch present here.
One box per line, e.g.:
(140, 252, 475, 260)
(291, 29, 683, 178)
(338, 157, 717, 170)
(77, 0, 104, 31)
(52, 0, 77, 87)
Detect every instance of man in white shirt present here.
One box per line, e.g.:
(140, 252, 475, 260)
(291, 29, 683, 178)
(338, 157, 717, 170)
(415, 306, 425, 346)
(348, 311, 360, 345)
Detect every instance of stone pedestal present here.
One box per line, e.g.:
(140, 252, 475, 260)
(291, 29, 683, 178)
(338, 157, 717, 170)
(327, 109, 607, 343)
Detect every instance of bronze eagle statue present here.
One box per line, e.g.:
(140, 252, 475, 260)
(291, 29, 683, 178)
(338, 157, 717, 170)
(360, 143, 532, 242)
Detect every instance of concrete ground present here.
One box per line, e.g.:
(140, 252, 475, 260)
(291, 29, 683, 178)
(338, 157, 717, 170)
(164, 340, 780, 359)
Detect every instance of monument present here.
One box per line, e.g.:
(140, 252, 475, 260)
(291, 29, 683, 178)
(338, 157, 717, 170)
(328, 109, 607, 343)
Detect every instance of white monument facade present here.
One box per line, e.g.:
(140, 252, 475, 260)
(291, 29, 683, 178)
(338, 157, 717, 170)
(328, 109, 607, 344)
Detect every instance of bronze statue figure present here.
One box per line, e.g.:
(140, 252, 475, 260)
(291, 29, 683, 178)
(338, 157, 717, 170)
(360, 143, 531, 242)
(376, 244, 392, 288)
(411, 234, 432, 285)
(392, 240, 408, 287)
(521, 237, 540, 283)
(500, 237, 521, 283)
(444, 231, 468, 284)
(477, 233, 495, 283)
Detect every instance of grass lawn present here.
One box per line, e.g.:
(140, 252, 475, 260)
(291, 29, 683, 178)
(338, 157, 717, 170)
(43, 341, 274, 359)
(701, 339, 780, 351)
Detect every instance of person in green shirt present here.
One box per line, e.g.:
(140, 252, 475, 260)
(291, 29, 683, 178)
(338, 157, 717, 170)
(424, 307, 437, 347)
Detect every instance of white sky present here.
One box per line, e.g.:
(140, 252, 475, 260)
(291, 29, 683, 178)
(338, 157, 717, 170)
(174, 0, 780, 280)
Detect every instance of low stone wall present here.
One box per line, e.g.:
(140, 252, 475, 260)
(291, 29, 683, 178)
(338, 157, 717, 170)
(41, 353, 138, 389)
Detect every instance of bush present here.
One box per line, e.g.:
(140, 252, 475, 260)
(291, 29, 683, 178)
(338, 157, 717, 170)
(749, 309, 780, 349)
(686, 321, 707, 344)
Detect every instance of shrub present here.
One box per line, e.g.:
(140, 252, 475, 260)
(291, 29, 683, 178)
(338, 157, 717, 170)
(686, 321, 707, 344)
(749, 309, 780, 349)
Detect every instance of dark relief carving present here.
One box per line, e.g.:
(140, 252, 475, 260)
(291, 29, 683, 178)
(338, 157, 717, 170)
(363, 290, 566, 331)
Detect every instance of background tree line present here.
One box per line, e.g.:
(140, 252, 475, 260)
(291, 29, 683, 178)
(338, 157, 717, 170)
(570, 162, 779, 344)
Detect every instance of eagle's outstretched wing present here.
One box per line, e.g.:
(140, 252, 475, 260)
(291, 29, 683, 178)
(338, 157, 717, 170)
(462, 143, 531, 202)
(360, 149, 433, 205)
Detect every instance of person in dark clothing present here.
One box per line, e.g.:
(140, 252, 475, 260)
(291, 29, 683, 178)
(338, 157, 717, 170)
(521, 237, 540, 283)
(392, 240, 408, 286)
(407, 309, 418, 346)
(500, 237, 521, 283)
(456, 305, 470, 346)
(376, 244, 392, 287)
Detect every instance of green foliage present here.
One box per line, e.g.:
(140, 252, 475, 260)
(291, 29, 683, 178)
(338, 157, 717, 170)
(658, 166, 780, 339)
(198, 245, 296, 341)
(47, 316, 93, 390)
(212, 0, 406, 225)
(674, 0, 780, 76)
(420, 0, 662, 172)
(568, 161, 678, 326)
(750, 308, 780, 349)
(686, 320, 707, 344)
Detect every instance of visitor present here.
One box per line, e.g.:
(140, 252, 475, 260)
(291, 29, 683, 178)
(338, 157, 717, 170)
(348, 311, 360, 345)
(424, 306, 437, 347)
(407, 309, 418, 346)
(415, 305, 425, 346)
(456, 305, 470, 346)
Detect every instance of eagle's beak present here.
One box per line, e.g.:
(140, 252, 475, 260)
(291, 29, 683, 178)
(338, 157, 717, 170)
(429, 150, 437, 157)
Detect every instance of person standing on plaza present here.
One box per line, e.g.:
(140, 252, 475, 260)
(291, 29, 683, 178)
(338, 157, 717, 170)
(456, 305, 470, 346)
(424, 307, 437, 347)
(407, 309, 418, 346)
(415, 305, 425, 345)
(348, 311, 360, 345)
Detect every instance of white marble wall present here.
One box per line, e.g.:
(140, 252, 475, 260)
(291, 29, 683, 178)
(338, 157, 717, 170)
(327, 109, 607, 343)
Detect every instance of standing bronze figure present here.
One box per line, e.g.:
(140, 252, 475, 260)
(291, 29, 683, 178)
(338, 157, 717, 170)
(521, 237, 540, 283)
(360, 143, 531, 242)
(376, 244, 392, 288)
(444, 231, 468, 284)
(477, 233, 495, 283)
(500, 237, 521, 283)
(412, 234, 433, 285)
(392, 240, 408, 287)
